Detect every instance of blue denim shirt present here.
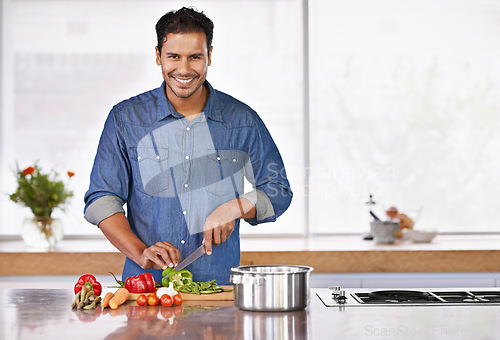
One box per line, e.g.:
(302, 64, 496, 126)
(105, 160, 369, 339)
(84, 81, 292, 285)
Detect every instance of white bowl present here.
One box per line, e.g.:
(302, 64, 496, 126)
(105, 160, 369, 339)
(405, 229, 438, 243)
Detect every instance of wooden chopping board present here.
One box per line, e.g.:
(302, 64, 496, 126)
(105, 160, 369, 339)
(126, 286, 234, 301)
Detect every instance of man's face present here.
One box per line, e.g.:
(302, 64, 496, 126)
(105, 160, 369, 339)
(156, 32, 212, 101)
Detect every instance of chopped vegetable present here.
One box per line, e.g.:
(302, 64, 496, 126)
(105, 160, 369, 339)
(74, 274, 102, 296)
(160, 268, 228, 295)
(101, 292, 114, 308)
(109, 288, 130, 309)
(161, 268, 193, 288)
(174, 280, 225, 295)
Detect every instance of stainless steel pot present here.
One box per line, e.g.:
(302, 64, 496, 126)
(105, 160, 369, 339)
(230, 265, 314, 312)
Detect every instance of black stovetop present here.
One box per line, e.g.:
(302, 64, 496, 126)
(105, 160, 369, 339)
(317, 289, 500, 307)
(353, 290, 500, 304)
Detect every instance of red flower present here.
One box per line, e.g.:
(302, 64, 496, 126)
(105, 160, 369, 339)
(67, 171, 75, 178)
(22, 167, 36, 176)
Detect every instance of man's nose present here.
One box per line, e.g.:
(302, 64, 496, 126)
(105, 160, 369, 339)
(178, 58, 190, 74)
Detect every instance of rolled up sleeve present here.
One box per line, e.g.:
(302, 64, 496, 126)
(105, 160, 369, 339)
(84, 195, 125, 226)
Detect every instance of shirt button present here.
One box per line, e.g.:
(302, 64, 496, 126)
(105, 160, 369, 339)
(233, 159, 237, 163)
(156, 156, 160, 160)
(137, 156, 141, 160)
(184, 183, 189, 188)
(217, 156, 221, 161)
(185, 155, 190, 160)
(181, 240, 185, 244)
(186, 127, 191, 131)
(182, 211, 187, 215)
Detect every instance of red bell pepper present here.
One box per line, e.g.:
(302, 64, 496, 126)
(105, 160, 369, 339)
(110, 272, 156, 293)
(124, 272, 156, 294)
(74, 274, 102, 296)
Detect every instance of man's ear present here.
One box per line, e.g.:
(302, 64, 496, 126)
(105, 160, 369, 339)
(155, 46, 161, 66)
(208, 46, 213, 66)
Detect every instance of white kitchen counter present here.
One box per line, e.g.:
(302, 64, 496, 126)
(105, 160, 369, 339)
(2, 233, 500, 252)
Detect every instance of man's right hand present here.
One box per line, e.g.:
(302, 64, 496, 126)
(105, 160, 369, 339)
(139, 241, 182, 270)
(99, 212, 181, 270)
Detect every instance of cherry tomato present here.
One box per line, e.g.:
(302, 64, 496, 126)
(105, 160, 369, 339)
(160, 294, 173, 307)
(172, 293, 183, 306)
(136, 294, 148, 306)
(147, 294, 160, 306)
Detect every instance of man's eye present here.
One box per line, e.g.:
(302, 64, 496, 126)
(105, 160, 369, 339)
(168, 55, 179, 59)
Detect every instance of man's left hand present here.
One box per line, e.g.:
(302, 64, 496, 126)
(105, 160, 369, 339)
(202, 197, 256, 255)
(202, 203, 235, 255)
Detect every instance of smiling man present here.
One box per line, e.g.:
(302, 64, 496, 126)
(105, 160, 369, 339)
(84, 7, 292, 285)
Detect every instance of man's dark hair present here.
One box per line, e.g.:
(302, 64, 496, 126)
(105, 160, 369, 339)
(156, 7, 214, 54)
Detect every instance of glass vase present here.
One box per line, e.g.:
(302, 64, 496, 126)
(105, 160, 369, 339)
(21, 216, 63, 248)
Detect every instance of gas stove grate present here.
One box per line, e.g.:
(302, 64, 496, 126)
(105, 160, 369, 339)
(317, 289, 500, 307)
(353, 290, 440, 304)
(352, 290, 500, 304)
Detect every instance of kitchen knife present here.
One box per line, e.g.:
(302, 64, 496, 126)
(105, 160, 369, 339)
(172, 244, 206, 271)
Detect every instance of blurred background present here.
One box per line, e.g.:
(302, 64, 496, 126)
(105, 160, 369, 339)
(1, 0, 499, 237)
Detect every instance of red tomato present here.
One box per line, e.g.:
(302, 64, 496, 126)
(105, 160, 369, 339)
(147, 294, 159, 306)
(172, 293, 183, 306)
(160, 294, 173, 307)
(136, 294, 148, 306)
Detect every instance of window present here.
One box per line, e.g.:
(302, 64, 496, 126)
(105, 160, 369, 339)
(0, 0, 305, 236)
(309, 0, 500, 233)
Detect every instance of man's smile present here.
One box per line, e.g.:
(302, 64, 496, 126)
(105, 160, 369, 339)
(173, 76, 197, 85)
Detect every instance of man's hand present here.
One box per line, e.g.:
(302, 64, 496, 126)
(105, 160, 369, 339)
(202, 198, 256, 255)
(99, 212, 181, 270)
(139, 241, 182, 270)
(203, 204, 236, 255)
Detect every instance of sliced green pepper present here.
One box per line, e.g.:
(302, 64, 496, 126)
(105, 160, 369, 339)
(161, 268, 193, 287)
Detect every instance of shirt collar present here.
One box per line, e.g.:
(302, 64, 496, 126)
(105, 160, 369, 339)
(157, 80, 223, 122)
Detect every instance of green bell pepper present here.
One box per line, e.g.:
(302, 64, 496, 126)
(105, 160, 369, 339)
(161, 268, 194, 288)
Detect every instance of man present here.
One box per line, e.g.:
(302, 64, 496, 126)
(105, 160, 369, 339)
(84, 7, 292, 284)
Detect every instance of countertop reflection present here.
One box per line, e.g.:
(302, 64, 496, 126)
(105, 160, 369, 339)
(1, 289, 309, 340)
(4, 288, 500, 340)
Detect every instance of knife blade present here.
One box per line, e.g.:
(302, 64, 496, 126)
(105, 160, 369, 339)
(172, 244, 206, 271)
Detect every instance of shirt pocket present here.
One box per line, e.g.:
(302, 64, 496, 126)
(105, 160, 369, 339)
(129, 146, 171, 196)
(204, 149, 245, 197)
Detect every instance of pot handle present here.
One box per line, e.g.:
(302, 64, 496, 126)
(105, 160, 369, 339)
(230, 274, 265, 285)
